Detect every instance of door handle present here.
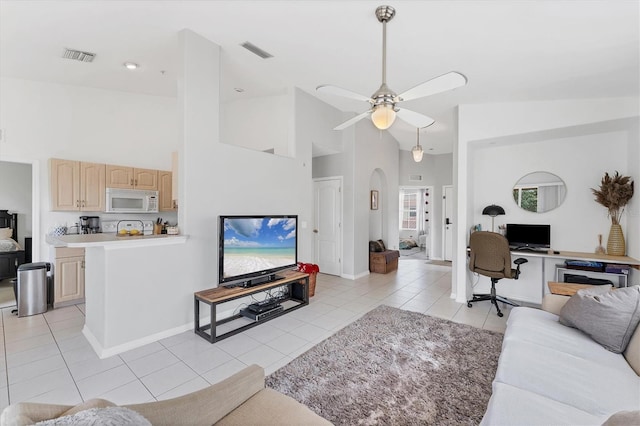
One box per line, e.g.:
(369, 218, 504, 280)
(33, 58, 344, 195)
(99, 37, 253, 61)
(313, 229, 318, 233)
(445, 218, 451, 225)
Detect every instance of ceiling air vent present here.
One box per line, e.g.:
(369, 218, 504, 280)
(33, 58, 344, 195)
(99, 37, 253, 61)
(62, 48, 96, 63)
(240, 42, 273, 59)
(409, 174, 423, 181)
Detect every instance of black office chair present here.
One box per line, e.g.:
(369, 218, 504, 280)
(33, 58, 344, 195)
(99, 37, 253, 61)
(467, 231, 528, 317)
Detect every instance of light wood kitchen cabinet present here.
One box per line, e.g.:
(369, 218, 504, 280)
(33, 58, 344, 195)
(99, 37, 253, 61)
(158, 170, 177, 211)
(106, 165, 158, 190)
(54, 247, 85, 307)
(50, 159, 106, 211)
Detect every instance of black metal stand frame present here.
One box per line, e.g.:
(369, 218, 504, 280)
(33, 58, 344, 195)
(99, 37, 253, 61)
(194, 275, 309, 343)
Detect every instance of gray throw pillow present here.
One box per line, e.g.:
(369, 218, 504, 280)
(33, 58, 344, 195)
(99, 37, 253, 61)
(559, 286, 640, 353)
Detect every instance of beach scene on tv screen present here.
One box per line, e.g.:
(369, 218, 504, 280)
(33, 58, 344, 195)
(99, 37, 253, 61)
(223, 217, 296, 279)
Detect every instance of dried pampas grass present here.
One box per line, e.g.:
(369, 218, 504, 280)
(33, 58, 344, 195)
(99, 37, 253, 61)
(591, 171, 634, 225)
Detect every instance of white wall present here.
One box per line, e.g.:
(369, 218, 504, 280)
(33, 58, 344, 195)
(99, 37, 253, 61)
(0, 77, 178, 258)
(469, 131, 629, 303)
(351, 122, 400, 276)
(221, 92, 291, 156)
(0, 161, 32, 247)
(313, 153, 343, 178)
(369, 170, 383, 241)
(399, 151, 452, 259)
(311, 118, 400, 277)
(626, 119, 640, 259)
(455, 98, 640, 304)
(178, 29, 313, 298)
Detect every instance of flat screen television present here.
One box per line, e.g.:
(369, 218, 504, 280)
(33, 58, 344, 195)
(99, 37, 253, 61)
(506, 223, 551, 249)
(219, 215, 298, 287)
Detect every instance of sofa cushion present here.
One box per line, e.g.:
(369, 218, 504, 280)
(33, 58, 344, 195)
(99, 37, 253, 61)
(216, 388, 332, 425)
(481, 382, 604, 426)
(505, 307, 626, 365)
(59, 399, 115, 417)
(559, 286, 640, 353)
(496, 310, 640, 417)
(35, 407, 150, 426)
(624, 322, 640, 375)
(125, 364, 264, 425)
(602, 411, 640, 426)
(602, 410, 640, 426)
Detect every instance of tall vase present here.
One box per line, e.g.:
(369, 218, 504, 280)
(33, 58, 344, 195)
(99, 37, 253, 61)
(607, 224, 626, 256)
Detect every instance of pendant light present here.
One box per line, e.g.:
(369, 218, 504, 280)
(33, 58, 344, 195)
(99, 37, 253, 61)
(412, 127, 424, 162)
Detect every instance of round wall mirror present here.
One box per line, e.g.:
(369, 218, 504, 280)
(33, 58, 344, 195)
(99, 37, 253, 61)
(512, 171, 566, 213)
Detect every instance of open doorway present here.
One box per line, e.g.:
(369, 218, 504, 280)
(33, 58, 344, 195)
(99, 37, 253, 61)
(398, 186, 432, 261)
(0, 160, 36, 308)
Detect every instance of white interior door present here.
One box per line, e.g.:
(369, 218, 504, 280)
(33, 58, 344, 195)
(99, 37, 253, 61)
(443, 185, 453, 261)
(313, 178, 342, 276)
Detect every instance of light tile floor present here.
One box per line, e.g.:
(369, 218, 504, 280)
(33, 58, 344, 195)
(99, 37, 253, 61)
(0, 259, 510, 412)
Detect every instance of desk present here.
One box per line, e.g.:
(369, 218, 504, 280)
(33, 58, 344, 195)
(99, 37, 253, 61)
(511, 250, 640, 300)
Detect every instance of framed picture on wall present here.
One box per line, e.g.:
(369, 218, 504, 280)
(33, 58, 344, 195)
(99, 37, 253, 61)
(370, 190, 379, 210)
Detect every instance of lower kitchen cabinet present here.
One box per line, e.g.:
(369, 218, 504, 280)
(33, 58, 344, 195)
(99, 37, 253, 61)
(54, 247, 85, 308)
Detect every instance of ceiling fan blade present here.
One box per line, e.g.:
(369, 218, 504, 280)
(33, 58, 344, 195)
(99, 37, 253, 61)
(397, 71, 467, 102)
(334, 110, 373, 130)
(317, 84, 372, 103)
(396, 108, 435, 128)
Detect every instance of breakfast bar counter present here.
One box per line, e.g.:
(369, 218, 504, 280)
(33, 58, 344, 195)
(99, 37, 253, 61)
(47, 233, 190, 358)
(46, 233, 188, 248)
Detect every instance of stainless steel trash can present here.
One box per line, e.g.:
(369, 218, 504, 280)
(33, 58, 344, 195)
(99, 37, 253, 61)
(15, 262, 51, 317)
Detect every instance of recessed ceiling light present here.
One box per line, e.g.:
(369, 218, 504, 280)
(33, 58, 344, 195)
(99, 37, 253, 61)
(123, 62, 139, 70)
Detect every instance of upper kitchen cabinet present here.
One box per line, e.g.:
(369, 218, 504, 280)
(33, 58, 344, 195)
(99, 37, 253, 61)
(50, 159, 106, 211)
(106, 165, 158, 191)
(158, 170, 177, 211)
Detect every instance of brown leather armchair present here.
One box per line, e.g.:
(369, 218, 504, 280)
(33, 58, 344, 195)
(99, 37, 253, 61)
(467, 231, 528, 317)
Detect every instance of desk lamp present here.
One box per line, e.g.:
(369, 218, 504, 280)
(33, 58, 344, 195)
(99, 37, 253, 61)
(482, 204, 505, 232)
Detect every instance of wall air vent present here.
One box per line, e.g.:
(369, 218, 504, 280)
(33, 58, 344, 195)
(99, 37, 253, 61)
(62, 48, 96, 63)
(409, 174, 423, 181)
(240, 42, 273, 59)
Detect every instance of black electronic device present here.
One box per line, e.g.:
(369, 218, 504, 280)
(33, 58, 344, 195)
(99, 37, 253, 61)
(564, 274, 613, 286)
(218, 215, 298, 288)
(240, 305, 284, 321)
(506, 224, 551, 250)
(248, 299, 279, 313)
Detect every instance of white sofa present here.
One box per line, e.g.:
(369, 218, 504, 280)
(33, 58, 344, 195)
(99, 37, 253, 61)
(481, 294, 640, 425)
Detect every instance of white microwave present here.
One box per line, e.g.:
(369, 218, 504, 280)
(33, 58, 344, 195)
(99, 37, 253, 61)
(105, 188, 159, 213)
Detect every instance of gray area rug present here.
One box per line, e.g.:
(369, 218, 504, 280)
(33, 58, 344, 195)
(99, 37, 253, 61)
(266, 305, 502, 425)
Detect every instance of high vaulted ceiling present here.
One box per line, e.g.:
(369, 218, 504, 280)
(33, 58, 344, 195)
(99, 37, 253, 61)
(1, 1, 638, 154)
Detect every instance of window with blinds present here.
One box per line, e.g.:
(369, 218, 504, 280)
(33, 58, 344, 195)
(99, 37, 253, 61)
(400, 192, 418, 230)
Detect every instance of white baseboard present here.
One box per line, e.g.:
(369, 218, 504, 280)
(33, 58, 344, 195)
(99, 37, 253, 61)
(341, 270, 369, 280)
(83, 322, 194, 359)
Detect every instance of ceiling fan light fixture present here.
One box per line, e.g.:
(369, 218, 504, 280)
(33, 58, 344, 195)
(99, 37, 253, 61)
(412, 144, 424, 162)
(412, 127, 424, 162)
(371, 104, 396, 130)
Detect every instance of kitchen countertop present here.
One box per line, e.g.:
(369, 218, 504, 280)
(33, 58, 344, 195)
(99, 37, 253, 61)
(46, 233, 188, 248)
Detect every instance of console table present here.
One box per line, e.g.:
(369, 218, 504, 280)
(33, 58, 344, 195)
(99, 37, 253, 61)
(511, 249, 640, 300)
(194, 269, 309, 343)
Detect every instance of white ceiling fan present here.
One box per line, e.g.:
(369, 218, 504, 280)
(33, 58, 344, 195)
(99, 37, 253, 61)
(317, 5, 467, 131)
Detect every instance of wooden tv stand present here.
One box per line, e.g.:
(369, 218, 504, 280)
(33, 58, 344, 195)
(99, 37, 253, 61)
(194, 269, 309, 343)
